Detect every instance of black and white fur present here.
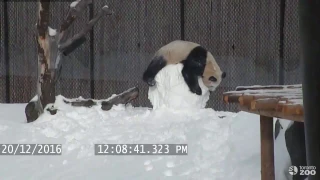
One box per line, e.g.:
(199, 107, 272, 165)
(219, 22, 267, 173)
(142, 40, 226, 95)
(275, 119, 307, 180)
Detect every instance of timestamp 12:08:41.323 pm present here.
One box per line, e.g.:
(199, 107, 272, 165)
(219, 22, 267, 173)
(94, 144, 188, 155)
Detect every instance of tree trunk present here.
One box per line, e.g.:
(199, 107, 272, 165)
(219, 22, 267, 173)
(37, 1, 56, 109)
(25, 0, 114, 123)
(26, 1, 55, 123)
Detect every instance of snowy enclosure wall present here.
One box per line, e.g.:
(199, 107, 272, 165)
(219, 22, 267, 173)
(0, 0, 301, 111)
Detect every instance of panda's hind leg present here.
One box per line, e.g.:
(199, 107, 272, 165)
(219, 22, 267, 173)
(142, 56, 167, 86)
(182, 67, 202, 95)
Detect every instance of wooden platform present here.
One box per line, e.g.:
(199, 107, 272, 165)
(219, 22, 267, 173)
(223, 84, 304, 180)
(223, 84, 303, 122)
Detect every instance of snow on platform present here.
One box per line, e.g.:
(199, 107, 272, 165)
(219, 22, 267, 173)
(223, 84, 303, 122)
(0, 97, 263, 180)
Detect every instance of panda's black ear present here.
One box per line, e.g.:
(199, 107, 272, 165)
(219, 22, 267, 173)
(222, 72, 226, 78)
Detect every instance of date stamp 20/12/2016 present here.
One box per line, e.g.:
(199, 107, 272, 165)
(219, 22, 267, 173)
(0, 144, 188, 156)
(0, 144, 62, 155)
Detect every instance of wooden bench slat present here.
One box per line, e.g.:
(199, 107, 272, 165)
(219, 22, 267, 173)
(223, 84, 303, 122)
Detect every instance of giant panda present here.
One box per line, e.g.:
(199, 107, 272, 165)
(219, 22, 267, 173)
(142, 40, 226, 95)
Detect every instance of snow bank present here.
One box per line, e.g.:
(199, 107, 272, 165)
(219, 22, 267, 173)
(148, 64, 210, 109)
(0, 62, 292, 179)
(0, 100, 263, 180)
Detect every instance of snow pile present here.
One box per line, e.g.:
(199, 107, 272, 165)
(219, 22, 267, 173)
(0, 100, 263, 180)
(148, 64, 210, 109)
(0, 62, 292, 179)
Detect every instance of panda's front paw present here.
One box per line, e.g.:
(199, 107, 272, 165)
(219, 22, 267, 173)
(147, 79, 156, 86)
(191, 86, 202, 95)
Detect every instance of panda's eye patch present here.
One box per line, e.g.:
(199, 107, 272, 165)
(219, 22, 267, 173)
(209, 76, 217, 82)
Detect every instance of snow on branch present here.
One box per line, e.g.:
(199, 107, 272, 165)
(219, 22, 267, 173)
(27, 86, 139, 123)
(63, 87, 139, 111)
(70, 0, 81, 8)
(101, 87, 139, 111)
(48, 26, 57, 36)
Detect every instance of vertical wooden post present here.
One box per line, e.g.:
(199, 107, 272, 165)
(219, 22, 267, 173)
(260, 115, 275, 180)
(299, 0, 320, 178)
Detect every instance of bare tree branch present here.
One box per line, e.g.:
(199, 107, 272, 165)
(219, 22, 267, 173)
(58, 0, 92, 44)
(101, 87, 139, 111)
(26, 1, 114, 122)
(60, 36, 87, 56)
(48, 27, 58, 73)
(64, 99, 96, 107)
(63, 87, 139, 111)
(59, 5, 113, 54)
(37, 0, 50, 39)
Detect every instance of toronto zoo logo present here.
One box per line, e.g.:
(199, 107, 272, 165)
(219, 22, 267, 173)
(288, 166, 298, 175)
(289, 165, 317, 176)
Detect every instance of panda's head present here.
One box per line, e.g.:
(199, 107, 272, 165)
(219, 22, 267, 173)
(202, 52, 226, 91)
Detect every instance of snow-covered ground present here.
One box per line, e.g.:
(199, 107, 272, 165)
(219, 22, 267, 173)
(0, 64, 292, 180)
(0, 100, 263, 180)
